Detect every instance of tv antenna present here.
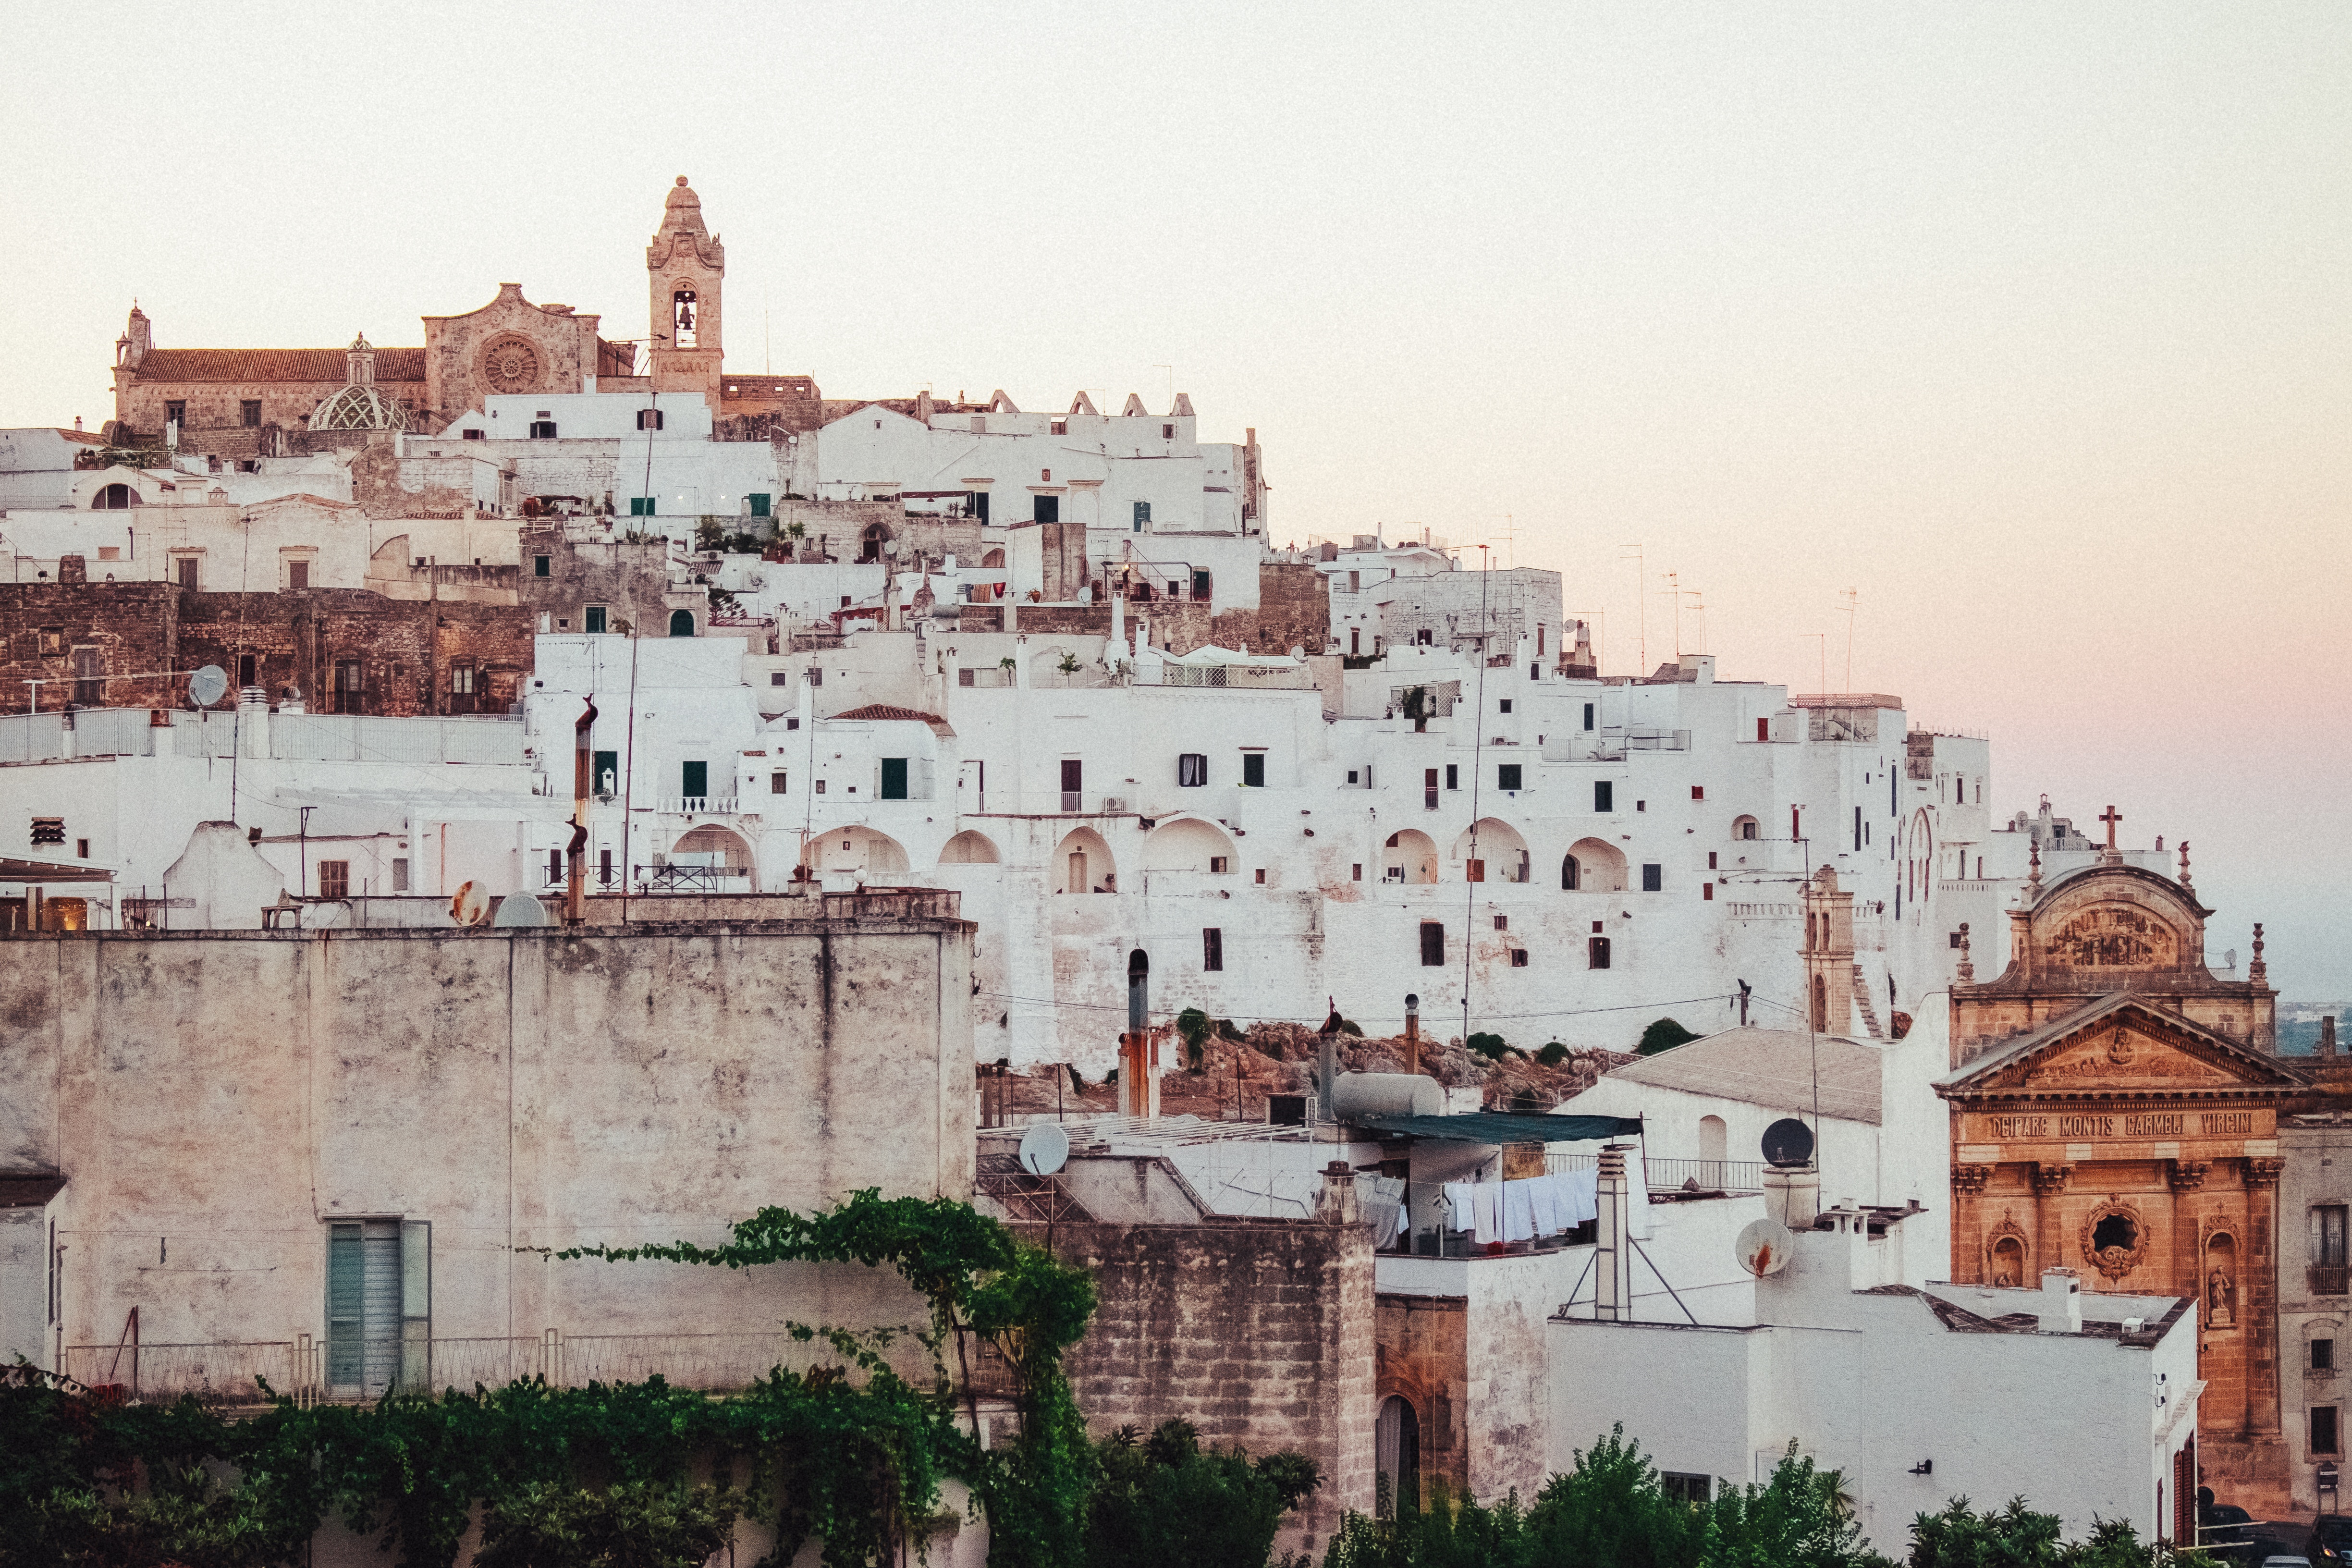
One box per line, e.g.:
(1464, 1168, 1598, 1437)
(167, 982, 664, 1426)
(1838, 588, 1858, 690)
(1619, 544, 1646, 674)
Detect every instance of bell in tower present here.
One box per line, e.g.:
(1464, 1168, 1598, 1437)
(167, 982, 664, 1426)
(646, 176, 725, 404)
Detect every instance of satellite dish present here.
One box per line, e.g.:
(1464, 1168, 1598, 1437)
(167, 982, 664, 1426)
(1018, 1122, 1069, 1176)
(448, 881, 492, 928)
(491, 893, 550, 928)
(1737, 1216, 1795, 1277)
(1761, 1117, 1815, 1168)
(188, 665, 228, 707)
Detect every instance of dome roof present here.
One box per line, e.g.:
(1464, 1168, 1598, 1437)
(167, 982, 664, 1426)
(309, 383, 407, 431)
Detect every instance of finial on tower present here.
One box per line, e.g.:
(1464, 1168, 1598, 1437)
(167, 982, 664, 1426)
(2250, 923, 2267, 985)
(1957, 922, 1974, 983)
(2025, 840, 2043, 903)
(2177, 840, 2193, 890)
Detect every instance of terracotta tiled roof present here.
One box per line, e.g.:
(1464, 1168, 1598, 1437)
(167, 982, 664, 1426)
(830, 704, 945, 724)
(132, 348, 428, 384)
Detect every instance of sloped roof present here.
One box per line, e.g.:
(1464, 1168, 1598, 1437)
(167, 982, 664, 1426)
(830, 704, 943, 724)
(133, 348, 428, 384)
(1602, 1026, 1883, 1125)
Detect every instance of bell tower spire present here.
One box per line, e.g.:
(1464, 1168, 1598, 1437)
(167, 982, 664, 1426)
(646, 175, 724, 405)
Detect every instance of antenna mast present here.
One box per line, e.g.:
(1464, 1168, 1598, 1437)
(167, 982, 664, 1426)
(1838, 588, 1858, 690)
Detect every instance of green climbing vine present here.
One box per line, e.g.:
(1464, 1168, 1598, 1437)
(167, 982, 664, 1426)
(1, 1191, 1102, 1568)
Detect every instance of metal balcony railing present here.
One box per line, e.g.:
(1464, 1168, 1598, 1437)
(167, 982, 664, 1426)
(2311, 1265, 2349, 1298)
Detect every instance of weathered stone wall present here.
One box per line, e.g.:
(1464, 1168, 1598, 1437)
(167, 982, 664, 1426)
(1018, 1218, 1376, 1556)
(1374, 1293, 1469, 1506)
(0, 581, 535, 715)
(1208, 562, 1329, 655)
(0, 919, 976, 1357)
(517, 525, 675, 637)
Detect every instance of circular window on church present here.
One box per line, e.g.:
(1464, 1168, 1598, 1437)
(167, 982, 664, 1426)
(2080, 1198, 2149, 1282)
(481, 335, 542, 395)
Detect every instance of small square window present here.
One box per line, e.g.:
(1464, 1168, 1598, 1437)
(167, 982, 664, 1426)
(1691, 785, 1704, 800)
(770, 672, 790, 686)
(1702, 883, 1714, 902)
(1588, 936, 1612, 968)
(1497, 764, 1522, 791)
(240, 400, 261, 427)
(637, 408, 664, 431)
(1594, 781, 1613, 812)
(1510, 949, 1529, 967)
(771, 771, 787, 794)
(533, 555, 551, 577)
(287, 560, 309, 590)
(75, 838, 89, 859)
(815, 780, 826, 794)
(1254, 868, 1266, 885)
(1352, 863, 1362, 881)
(584, 606, 608, 635)
(1446, 765, 1459, 791)
(1499, 698, 1512, 714)
(1161, 423, 1175, 439)
(1642, 864, 1663, 892)
(529, 420, 558, 439)
(1420, 923, 1446, 966)
(1347, 770, 1358, 784)
(1209, 856, 1229, 874)
(1493, 915, 1508, 930)
(1241, 752, 1266, 788)
(462, 428, 484, 441)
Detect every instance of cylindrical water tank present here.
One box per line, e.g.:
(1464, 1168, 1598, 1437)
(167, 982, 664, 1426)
(1329, 1071, 1444, 1120)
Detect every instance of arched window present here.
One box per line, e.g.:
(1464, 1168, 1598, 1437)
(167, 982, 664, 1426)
(1698, 1115, 1727, 1185)
(1732, 815, 1759, 840)
(1562, 854, 1579, 890)
(858, 523, 893, 564)
(1811, 974, 1828, 1032)
(668, 609, 695, 637)
(92, 483, 132, 510)
(1376, 1396, 1420, 1519)
(672, 288, 698, 348)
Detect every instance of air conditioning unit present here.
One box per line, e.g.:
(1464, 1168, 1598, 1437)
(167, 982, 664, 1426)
(1101, 796, 1127, 813)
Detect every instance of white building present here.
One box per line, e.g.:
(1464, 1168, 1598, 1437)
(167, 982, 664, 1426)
(1551, 1214, 2200, 1548)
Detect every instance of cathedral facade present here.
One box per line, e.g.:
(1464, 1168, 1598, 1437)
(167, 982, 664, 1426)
(1939, 834, 2292, 1516)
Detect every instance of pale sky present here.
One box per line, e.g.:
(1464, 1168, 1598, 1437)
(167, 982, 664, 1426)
(3, 3, 2345, 994)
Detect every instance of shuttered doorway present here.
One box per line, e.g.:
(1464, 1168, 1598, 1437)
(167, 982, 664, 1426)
(327, 1220, 429, 1396)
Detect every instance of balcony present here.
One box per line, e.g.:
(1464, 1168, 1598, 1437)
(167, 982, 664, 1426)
(2310, 1266, 2348, 1298)
(653, 796, 740, 816)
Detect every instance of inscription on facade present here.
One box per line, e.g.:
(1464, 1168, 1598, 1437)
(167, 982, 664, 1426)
(1976, 1108, 2266, 1142)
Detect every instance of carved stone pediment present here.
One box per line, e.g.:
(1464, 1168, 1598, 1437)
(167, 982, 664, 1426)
(2002, 1025, 2245, 1091)
(1947, 996, 2303, 1102)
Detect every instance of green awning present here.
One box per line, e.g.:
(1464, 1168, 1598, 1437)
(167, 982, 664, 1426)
(1354, 1112, 1643, 1144)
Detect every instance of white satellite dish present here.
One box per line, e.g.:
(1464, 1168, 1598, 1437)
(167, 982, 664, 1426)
(1018, 1122, 1070, 1176)
(448, 881, 492, 928)
(1736, 1216, 1795, 1278)
(491, 893, 551, 928)
(187, 664, 228, 707)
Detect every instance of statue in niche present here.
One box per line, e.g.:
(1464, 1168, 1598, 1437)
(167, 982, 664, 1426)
(2208, 1265, 2236, 1327)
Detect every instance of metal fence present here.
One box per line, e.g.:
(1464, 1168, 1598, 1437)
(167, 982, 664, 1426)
(61, 1329, 956, 1406)
(1545, 1153, 1764, 1193)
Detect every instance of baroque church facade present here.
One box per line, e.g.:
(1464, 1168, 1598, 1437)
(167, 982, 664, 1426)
(1939, 829, 2301, 1518)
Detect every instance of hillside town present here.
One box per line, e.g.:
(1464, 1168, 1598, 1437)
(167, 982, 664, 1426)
(0, 176, 2339, 1568)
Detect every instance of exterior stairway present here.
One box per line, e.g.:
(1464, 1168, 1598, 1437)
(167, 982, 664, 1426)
(1850, 963, 1886, 1040)
(974, 1151, 1095, 1224)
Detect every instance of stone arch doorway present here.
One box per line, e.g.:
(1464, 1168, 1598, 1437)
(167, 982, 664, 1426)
(938, 829, 1001, 865)
(1053, 827, 1116, 893)
(811, 825, 908, 880)
(1141, 816, 1236, 874)
(1563, 837, 1627, 892)
(669, 608, 696, 637)
(1382, 829, 1438, 885)
(1375, 1394, 1421, 1518)
(1452, 818, 1530, 883)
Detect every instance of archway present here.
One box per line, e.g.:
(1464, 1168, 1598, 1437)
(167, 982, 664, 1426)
(1908, 808, 1936, 906)
(1731, 815, 1759, 841)
(1562, 837, 1627, 893)
(811, 826, 909, 880)
(669, 608, 696, 637)
(1053, 826, 1116, 893)
(664, 824, 754, 889)
(1811, 974, 1828, 1032)
(1375, 1395, 1421, 1518)
(92, 482, 133, 509)
(857, 522, 894, 563)
(1698, 1115, 1727, 1185)
(1381, 829, 1438, 885)
(938, 829, 1001, 865)
(980, 547, 1005, 601)
(1141, 816, 1236, 873)
(1451, 818, 1530, 883)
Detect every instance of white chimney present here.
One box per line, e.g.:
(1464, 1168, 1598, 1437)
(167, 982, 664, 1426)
(2038, 1268, 2082, 1334)
(1594, 1144, 1636, 1320)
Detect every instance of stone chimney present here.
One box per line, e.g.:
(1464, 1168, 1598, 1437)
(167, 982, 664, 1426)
(57, 555, 86, 584)
(2322, 1016, 2339, 1061)
(1318, 1161, 1360, 1226)
(2037, 1268, 2082, 1334)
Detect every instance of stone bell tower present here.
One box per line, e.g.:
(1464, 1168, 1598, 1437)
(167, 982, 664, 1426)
(646, 176, 724, 404)
(1800, 865, 1855, 1035)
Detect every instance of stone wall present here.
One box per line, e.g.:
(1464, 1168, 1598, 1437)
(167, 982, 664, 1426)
(1208, 562, 1330, 655)
(1374, 1293, 1469, 1506)
(0, 918, 976, 1359)
(1018, 1217, 1376, 1556)
(517, 525, 677, 637)
(0, 581, 535, 716)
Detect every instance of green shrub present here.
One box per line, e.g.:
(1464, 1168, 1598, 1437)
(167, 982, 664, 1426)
(1536, 1042, 1570, 1066)
(1084, 1419, 1317, 1568)
(1637, 1018, 1699, 1056)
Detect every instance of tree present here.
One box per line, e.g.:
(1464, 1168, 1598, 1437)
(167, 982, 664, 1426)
(1638, 1017, 1700, 1056)
(1083, 1420, 1318, 1568)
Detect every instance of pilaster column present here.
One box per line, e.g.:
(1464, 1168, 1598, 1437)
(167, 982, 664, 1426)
(2169, 1159, 2211, 1302)
(2032, 1163, 2073, 1282)
(2245, 1157, 2286, 1435)
(1951, 1164, 1994, 1283)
